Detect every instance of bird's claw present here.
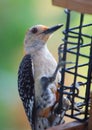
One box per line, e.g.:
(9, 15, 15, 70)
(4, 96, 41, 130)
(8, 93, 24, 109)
(51, 97, 70, 125)
(57, 44, 75, 68)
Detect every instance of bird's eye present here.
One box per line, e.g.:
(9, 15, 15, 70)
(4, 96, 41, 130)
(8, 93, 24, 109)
(31, 27, 38, 34)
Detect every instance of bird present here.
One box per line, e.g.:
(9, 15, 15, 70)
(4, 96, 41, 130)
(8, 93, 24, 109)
(18, 24, 63, 130)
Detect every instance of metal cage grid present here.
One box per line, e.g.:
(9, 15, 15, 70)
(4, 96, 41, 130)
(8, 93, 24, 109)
(58, 9, 92, 122)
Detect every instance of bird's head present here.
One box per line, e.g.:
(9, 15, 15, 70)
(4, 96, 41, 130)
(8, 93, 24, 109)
(24, 24, 63, 54)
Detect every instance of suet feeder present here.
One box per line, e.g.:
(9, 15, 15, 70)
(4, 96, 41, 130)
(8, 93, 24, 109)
(47, 0, 92, 130)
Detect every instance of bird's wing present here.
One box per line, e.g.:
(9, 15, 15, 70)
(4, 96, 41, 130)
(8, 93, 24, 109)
(18, 54, 35, 127)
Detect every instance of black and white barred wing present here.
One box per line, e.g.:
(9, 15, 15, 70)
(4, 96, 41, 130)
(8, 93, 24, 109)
(18, 54, 35, 127)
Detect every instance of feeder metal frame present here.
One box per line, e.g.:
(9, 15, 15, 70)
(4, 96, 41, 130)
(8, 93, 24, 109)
(58, 9, 92, 122)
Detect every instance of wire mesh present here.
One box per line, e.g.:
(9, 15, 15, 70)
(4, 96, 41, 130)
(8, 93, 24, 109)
(58, 9, 92, 122)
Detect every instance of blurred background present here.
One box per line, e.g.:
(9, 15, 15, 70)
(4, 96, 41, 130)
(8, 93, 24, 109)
(0, 0, 92, 130)
(0, 0, 64, 130)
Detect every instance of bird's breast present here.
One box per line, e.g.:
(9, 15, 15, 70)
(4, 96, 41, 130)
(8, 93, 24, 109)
(32, 47, 60, 100)
(33, 48, 57, 80)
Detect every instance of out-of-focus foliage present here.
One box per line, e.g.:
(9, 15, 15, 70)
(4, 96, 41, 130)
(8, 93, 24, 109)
(0, 0, 63, 130)
(0, 0, 64, 72)
(0, 0, 92, 130)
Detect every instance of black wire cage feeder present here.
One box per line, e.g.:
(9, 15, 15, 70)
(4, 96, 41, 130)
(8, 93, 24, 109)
(56, 9, 92, 122)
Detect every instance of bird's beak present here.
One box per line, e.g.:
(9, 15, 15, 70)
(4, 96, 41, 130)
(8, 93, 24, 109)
(42, 24, 63, 34)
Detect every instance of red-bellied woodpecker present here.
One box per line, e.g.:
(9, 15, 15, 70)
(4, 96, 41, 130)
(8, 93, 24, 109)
(18, 24, 64, 130)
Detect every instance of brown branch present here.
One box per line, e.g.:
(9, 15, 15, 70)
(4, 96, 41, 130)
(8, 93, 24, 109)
(46, 121, 88, 130)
